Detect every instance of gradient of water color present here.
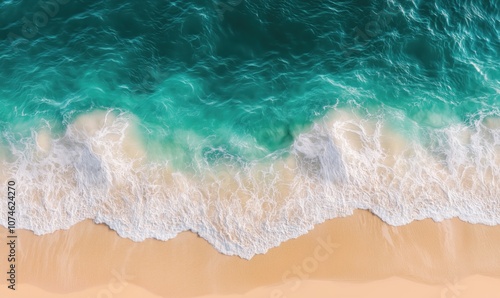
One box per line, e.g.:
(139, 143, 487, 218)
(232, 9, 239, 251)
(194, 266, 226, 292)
(0, 0, 499, 258)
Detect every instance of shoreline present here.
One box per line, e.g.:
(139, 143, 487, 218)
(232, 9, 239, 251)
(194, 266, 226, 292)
(2, 109, 499, 259)
(2, 210, 500, 297)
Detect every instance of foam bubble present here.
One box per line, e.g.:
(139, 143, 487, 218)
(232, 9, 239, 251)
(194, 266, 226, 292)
(0, 108, 499, 259)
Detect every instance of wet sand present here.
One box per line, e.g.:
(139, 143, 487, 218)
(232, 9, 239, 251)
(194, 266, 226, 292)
(1, 210, 500, 297)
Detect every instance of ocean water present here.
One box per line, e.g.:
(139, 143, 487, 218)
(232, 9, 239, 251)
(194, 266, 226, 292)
(0, 0, 499, 258)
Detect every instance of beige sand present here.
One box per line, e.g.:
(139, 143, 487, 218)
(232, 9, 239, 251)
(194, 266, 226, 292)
(1, 210, 500, 297)
(2, 275, 500, 298)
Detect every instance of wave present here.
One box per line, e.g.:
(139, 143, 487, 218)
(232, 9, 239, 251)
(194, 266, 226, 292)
(1, 108, 498, 259)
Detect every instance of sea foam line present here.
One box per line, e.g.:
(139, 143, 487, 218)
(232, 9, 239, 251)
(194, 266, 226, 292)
(0, 109, 498, 259)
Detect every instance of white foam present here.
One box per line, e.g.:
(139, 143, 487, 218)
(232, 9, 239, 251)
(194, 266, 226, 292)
(0, 108, 499, 259)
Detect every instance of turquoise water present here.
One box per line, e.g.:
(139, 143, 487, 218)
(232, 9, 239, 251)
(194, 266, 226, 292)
(2, 0, 498, 162)
(0, 0, 499, 258)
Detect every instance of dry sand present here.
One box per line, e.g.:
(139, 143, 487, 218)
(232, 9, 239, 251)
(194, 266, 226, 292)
(1, 210, 500, 297)
(4, 276, 500, 298)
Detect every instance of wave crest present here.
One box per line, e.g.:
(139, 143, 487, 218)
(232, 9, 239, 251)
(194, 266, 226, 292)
(1, 109, 499, 259)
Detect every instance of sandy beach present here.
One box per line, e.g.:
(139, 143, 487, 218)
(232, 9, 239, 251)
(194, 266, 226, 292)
(2, 210, 500, 297)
